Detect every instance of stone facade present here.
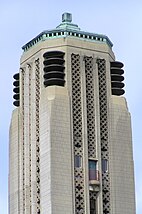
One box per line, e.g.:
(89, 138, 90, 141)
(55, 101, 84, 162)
(9, 13, 136, 214)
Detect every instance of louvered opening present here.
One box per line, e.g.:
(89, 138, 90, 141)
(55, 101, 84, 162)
(13, 73, 20, 106)
(43, 51, 65, 87)
(110, 61, 125, 96)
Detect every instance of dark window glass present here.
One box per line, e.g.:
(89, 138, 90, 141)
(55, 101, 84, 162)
(89, 160, 97, 180)
(102, 159, 108, 172)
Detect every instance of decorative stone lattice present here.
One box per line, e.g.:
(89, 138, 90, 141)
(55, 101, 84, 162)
(21, 66, 32, 212)
(21, 68, 25, 212)
(35, 59, 40, 214)
(84, 56, 96, 159)
(71, 53, 85, 214)
(97, 59, 111, 214)
(28, 65, 32, 208)
(89, 191, 97, 201)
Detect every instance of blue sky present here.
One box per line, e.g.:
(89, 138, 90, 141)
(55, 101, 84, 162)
(0, 0, 142, 213)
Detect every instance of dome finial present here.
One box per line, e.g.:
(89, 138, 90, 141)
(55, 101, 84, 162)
(62, 12, 72, 23)
(56, 12, 80, 30)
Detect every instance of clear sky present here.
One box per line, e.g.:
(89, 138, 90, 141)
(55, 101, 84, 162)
(0, 0, 142, 213)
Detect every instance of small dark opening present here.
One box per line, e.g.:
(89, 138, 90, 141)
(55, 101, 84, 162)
(90, 199, 96, 214)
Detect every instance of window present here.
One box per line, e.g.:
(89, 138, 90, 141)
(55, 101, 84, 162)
(75, 155, 82, 168)
(102, 159, 108, 173)
(89, 160, 97, 180)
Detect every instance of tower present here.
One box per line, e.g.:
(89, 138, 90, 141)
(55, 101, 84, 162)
(9, 13, 136, 214)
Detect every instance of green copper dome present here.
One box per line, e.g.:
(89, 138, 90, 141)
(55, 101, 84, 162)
(22, 12, 113, 52)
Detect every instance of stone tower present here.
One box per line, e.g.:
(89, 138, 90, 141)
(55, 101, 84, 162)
(9, 13, 136, 214)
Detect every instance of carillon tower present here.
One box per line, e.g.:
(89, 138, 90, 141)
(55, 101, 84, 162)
(9, 13, 136, 214)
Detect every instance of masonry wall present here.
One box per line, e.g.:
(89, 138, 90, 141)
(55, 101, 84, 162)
(109, 96, 136, 214)
(9, 109, 19, 214)
(40, 86, 73, 214)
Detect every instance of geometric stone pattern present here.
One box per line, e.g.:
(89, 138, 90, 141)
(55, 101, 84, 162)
(97, 58, 111, 214)
(28, 64, 32, 209)
(21, 65, 32, 213)
(35, 59, 41, 214)
(21, 68, 25, 213)
(84, 56, 96, 159)
(71, 53, 85, 214)
(84, 56, 98, 212)
(89, 191, 97, 201)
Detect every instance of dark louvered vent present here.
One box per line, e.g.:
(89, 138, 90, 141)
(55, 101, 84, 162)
(13, 73, 20, 106)
(43, 51, 65, 87)
(110, 61, 125, 96)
